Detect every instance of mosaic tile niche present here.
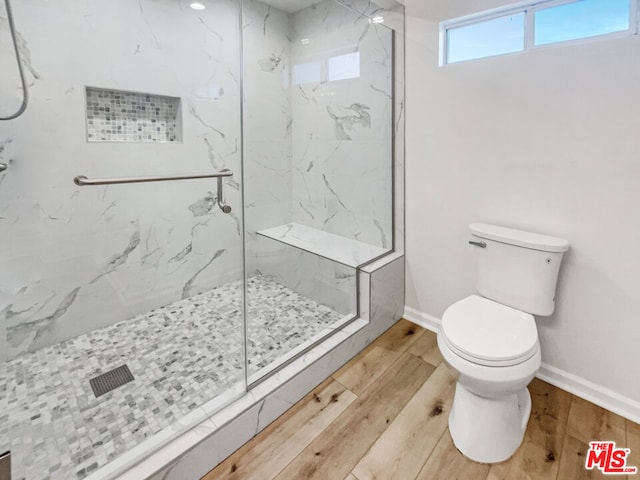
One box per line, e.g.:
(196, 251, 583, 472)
(85, 87, 182, 142)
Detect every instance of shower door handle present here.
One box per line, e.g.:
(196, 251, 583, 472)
(0, 163, 7, 173)
(73, 170, 233, 186)
(216, 174, 232, 214)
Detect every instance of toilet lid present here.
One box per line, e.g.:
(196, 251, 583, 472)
(441, 295, 538, 366)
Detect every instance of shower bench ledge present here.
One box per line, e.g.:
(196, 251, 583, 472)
(257, 222, 389, 268)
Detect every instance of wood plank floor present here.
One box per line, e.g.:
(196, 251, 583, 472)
(203, 320, 640, 480)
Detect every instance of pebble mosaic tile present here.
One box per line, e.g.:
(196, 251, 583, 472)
(85, 87, 181, 143)
(0, 276, 345, 480)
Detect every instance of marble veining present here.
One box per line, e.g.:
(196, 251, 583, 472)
(326, 103, 371, 140)
(0, 275, 344, 480)
(290, 0, 394, 249)
(1, 0, 246, 359)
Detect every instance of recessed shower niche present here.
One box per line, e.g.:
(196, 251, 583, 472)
(85, 86, 182, 143)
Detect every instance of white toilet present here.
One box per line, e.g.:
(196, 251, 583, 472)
(437, 223, 569, 464)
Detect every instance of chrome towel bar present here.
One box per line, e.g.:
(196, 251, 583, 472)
(73, 170, 233, 186)
(73, 169, 234, 213)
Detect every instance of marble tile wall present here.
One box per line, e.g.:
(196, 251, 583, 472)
(242, 0, 294, 280)
(245, 0, 396, 313)
(290, 0, 394, 249)
(0, 0, 247, 360)
(0, 0, 399, 356)
(335, 0, 406, 254)
(242, 0, 360, 316)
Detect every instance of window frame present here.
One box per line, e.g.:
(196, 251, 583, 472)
(440, 0, 639, 66)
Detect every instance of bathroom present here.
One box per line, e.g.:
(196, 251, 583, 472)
(1, 0, 639, 479)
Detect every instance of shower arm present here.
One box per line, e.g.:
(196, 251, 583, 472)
(73, 169, 233, 213)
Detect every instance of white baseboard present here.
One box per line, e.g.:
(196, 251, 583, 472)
(403, 306, 640, 425)
(537, 363, 640, 424)
(403, 306, 440, 333)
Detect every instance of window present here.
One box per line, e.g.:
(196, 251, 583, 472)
(292, 48, 360, 85)
(327, 52, 360, 82)
(441, 0, 637, 65)
(535, 0, 630, 46)
(293, 61, 322, 85)
(446, 13, 525, 64)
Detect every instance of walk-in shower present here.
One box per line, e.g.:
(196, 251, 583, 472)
(0, 0, 403, 478)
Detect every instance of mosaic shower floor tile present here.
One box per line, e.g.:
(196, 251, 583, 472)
(0, 276, 346, 480)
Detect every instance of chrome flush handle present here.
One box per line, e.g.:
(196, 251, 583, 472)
(468, 240, 486, 248)
(0, 163, 7, 173)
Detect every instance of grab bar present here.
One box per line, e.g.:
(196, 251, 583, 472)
(73, 169, 233, 213)
(73, 170, 233, 186)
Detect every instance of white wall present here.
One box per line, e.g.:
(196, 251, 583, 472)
(404, 0, 640, 412)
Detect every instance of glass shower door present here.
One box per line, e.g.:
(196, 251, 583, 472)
(0, 1, 246, 479)
(242, 0, 394, 383)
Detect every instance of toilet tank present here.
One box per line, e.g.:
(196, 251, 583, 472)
(470, 223, 569, 316)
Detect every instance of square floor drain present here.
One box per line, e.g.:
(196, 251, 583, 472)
(89, 365, 134, 398)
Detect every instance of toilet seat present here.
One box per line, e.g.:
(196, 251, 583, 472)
(441, 295, 538, 367)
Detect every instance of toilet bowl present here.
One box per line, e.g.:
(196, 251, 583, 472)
(438, 223, 568, 463)
(438, 296, 541, 463)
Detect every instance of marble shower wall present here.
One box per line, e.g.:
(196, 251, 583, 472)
(242, 0, 294, 278)
(0, 0, 397, 361)
(245, 0, 395, 314)
(243, 0, 358, 316)
(291, 0, 394, 249)
(336, 0, 405, 255)
(0, 0, 250, 361)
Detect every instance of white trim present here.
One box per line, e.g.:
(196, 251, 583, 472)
(439, 0, 558, 30)
(524, 5, 535, 50)
(438, 25, 446, 67)
(403, 306, 440, 333)
(537, 363, 640, 425)
(403, 306, 640, 424)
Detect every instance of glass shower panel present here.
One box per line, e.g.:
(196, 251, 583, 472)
(246, 242, 358, 382)
(291, 2, 394, 250)
(0, 1, 245, 479)
(243, 0, 393, 383)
